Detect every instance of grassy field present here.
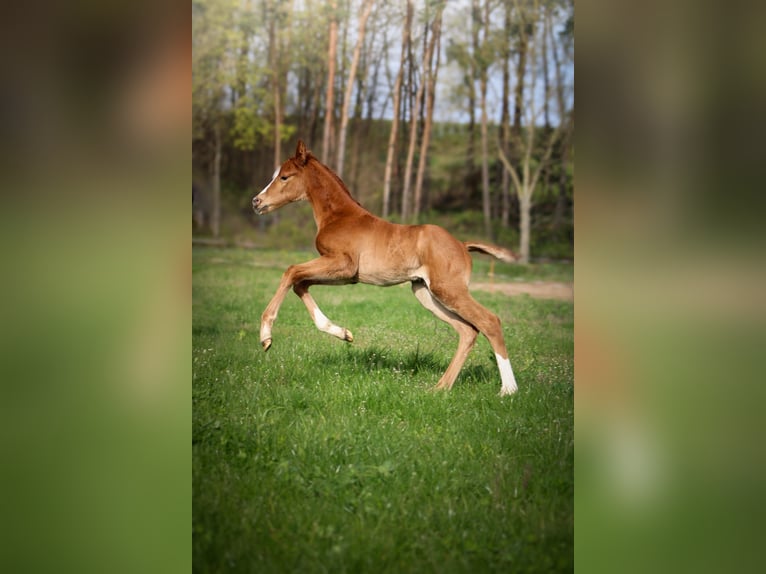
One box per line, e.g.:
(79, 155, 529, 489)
(192, 247, 573, 573)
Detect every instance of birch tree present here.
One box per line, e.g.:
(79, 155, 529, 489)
(401, 3, 443, 222)
(549, 0, 574, 231)
(336, 0, 375, 177)
(468, 0, 480, 198)
(322, 0, 339, 161)
(293, 0, 328, 145)
(412, 1, 445, 222)
(498, 0, 564, 263)
(192, 0, 239, 237)
(499, 0, 513, 228)
(382, 0, 412, 218)
(267, 0, 283, 167)
(477, 0, 493, 239)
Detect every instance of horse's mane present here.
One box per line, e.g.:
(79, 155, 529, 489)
(308, 154, 362, 207)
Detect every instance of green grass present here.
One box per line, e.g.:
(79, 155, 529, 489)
(193, 247, 573, 573)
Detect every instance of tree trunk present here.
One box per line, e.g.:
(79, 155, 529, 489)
(336, 0, 374, 178)
(402, 1, 443, 221)
(549, 6, 572, 232)
(479, 0, 492, 239)
(401, 32, 428, 222)
(349, 70, 365, 192)
(466, 0, 480, 200)
(382, 0, 411, 218)
(337, 0, 350, 162)
(542, 1, 550, 130)
(500, 0, 512, 228)
(270, 9, 282, 167)
(552, 123, 571, 230)
(413, 5, 444, 222)
(497, 0, 562, 263)
(480, 82, 491, 238)
(519, 193, 531, 263)
(540, 2, 553, 204)
(322, 1, 338, 162)
(513, 22, 527, 138)
(366, 25, 384, 122)
(273, 85, 281, 167)
(309, 73, 322, 145)
(211, 121, 222, 238)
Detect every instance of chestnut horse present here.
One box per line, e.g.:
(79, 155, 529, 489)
(253, 140, 519, 395)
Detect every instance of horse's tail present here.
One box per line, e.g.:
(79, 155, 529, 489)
(464, 241, 519, 263)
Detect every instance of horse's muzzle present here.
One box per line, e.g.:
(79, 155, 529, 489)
(252, 196, 267, 215)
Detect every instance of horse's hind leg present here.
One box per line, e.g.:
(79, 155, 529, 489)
(412, 281, 478, 391)
(293, 282, 354, 342)
(429, 281, 518, 396)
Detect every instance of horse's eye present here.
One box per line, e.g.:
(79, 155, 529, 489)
(280, 175, 289, 181)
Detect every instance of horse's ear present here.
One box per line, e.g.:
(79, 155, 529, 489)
(295, 140, 310, 166)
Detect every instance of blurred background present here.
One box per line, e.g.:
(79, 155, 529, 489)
(192, 0, 574, 263)
(576, 0, 766, 572)
(1, 0, 765, 571)
(0, 0, 189, 572)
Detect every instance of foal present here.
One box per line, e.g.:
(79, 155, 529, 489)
(253, 140, 519, 395)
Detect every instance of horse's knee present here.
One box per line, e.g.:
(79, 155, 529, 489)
(281, 264, 300, 285)
(492, 314, 505, 338)
(261, 309, 276, 325)
(489, 312, 502, 333)
(458, 324, 479, 343)
(479, 312, 504, 341)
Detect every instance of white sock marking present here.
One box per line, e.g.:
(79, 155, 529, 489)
(313, 308, 330, 330)
(496, 353, 518, 395)
(313, 308, 346, 339)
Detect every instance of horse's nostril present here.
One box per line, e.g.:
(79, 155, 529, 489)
(253, 196, 260, 206)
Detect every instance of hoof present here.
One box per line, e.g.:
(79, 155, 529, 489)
(261, 338, 272, 352)
(499, 386, 517, 397)
(344, 330, 354, 342)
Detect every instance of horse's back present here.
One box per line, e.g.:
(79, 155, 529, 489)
(415, 224, 467, 253)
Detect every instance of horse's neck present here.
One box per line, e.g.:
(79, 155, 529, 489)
(306, 160, 365, 225)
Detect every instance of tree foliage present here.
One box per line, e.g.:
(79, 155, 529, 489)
(192, 0, 574, 259)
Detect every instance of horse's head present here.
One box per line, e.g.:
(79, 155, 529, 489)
(252, 140, 312, 215)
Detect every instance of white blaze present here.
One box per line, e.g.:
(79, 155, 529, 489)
(257, 168, 280, 196)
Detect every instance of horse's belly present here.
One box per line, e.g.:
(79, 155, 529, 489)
(356, 226, 427, 286)
(357, 268, 410, 286)
(357, 259, 425, 287)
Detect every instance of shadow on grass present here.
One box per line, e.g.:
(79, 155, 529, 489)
(192, 324, 219, 337)
(322, 344, 496, 388)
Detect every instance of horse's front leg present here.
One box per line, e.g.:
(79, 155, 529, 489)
(260, 274, 293, 351)
(293, 282, 354, 343)
(260, 256, 356, 351)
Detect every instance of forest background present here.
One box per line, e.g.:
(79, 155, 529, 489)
(192, 0, 574, 263)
